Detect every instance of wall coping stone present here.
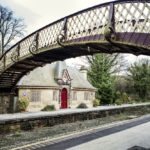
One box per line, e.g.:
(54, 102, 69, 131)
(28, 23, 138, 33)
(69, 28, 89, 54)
(0, 103, 150, 125)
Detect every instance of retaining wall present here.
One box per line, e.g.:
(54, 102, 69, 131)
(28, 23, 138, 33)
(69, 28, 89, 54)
(0, 103, 150, 133)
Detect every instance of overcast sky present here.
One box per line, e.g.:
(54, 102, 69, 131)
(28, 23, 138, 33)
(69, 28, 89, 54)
(0, 0, 112, 34)
(0, 0, 148, 66)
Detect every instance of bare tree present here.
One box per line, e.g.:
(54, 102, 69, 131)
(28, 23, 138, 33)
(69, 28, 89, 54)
(0, 5, 26, 55)
(79, 54, 127, 74)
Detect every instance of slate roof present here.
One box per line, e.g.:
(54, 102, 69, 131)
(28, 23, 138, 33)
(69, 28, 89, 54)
(18, 64, 58, 87)
(18, 61, 96, 90)
(67, 67, 94, 89)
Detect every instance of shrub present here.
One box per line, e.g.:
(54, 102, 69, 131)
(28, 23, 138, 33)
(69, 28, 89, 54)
(116, 91, 121, 98)
(18, 97, 29, 112)
(115, 99, 123, 105)
(41, 105, 56, 111)
(127, 96, 135, 104)
(115, 92, 132, 104)
(77, 103, 88, 109)
(93, 99, 100, 107)
(122, 92, 129, 103)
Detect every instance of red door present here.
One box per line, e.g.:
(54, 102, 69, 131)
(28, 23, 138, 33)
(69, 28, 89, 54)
(61, 88, 68, 109)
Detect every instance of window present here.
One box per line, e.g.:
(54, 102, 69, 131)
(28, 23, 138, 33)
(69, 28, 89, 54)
(73, 91, 77, 100)
(53, 90, 58, 101)
(84, 91, 89, 100)
(31, 91, 41, 102)
(90, 92, 94, 99)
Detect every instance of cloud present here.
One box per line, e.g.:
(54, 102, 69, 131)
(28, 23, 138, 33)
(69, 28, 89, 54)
(0, 0, 40, 34)
(0, 0, 111, 35)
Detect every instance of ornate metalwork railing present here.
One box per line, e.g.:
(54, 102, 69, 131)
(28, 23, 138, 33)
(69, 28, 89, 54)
(0, 0, 150, 73)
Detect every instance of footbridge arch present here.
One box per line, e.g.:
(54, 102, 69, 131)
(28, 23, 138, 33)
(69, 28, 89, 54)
(0, 0, 150, 92)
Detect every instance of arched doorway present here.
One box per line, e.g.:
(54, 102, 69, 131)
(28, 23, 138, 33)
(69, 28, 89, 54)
(61, 88, 68, 109)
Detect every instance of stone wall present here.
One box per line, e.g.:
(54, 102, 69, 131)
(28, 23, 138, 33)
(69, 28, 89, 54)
(70, 90, 94, 108)
(19, 88, 60, 111)
(1, 104, 150, 133)
(19, 88, 94, 111)
(0, 95, 10, 114)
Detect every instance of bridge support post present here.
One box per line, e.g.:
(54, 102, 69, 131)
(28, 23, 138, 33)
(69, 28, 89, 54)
(104, 3, 116, 41)
(57, 18, 67, 47)
(29, 32, 39, 55)
(109, 3, 115, 31)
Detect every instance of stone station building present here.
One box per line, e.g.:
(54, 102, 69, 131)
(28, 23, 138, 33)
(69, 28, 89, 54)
(17, 61, 96, 111)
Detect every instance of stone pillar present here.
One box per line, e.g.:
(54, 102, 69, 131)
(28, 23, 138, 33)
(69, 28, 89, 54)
(9, 93, 18, 113)
(0, 94, 10, 114)
(0, 92, 18, 114)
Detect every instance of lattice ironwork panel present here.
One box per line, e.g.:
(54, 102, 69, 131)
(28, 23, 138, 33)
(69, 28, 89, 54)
(19, 35, 35, 57)
(5, 46, 17, 66)
(115, 2, 150, 33)
(1, 0, 150, 78)
(38, 21, 64, 48)
(67, 5, 109, 41)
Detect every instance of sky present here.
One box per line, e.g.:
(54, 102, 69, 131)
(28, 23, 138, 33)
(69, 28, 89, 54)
(1, 0, 111, 34)
(0, 0, 148, 66)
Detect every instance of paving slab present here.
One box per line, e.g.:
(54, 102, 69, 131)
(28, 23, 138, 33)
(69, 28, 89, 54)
(68, 119, 150, 150)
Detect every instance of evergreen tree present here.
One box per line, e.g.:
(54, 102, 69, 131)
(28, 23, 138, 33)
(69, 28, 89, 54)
(87, 53, 123, 104)
(127, 59, 150, 100)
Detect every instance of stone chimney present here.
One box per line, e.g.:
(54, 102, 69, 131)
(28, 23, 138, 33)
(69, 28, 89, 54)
(80, 66, 87, 80)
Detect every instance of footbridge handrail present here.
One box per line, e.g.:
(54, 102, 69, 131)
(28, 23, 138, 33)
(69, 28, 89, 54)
(1, 0, 150, 91)
(0, 0, 149, 71)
